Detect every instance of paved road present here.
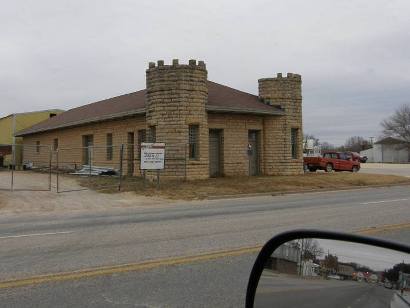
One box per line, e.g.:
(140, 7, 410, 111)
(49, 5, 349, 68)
(255, 276, 394, 308)
(0, 186, 409, 307)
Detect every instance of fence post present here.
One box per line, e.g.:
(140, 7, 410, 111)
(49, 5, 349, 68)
(48, 146, 52, 191)
(56, 149, 60, 193)
(88, 146, 93, 177)
(11, 144, 15, 191)
(118, 144, 124, 191)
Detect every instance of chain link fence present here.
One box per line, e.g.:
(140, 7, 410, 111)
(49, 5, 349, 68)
(0, 144, 52, 191)
(0, 143, 190, 192)
(55, 145, 124, 193)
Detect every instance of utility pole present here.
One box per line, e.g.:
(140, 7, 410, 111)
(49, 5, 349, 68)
(369, 137, 375, 146)
(12, 113, 16, 169)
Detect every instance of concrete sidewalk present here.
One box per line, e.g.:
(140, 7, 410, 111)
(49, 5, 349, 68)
(361, 163, 410, 177)
(397, 291, 410, 305)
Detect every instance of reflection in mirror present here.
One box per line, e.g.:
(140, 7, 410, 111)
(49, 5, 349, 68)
(255, 239, 410, 308)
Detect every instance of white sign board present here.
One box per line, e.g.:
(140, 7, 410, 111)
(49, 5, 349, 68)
(305, 139, 314, 150)
(140, 143, 165, 170)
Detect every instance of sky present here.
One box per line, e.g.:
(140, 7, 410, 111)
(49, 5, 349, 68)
(318, 239, 410, 272)
(1, 0, 409, 145)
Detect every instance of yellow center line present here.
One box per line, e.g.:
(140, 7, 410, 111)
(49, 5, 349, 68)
(0, 245, 261, 290)
(1, 222, 409, 290)
(356, 222, 410, 235)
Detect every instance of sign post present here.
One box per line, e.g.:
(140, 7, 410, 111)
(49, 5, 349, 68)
(140, 143, 165, 189)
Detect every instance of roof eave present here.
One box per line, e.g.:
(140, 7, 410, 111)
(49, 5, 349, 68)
(206, 105, 285, 116)
(374, 137, 407, 145)
(16, 108, 146, 137)
(17, 104, 285, 137)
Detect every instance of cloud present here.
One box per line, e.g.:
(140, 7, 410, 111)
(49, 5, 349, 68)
(1, 0, 409, 144)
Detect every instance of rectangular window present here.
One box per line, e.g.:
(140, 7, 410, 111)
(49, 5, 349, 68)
(36, 141, 40, 153)
(291, 128, 299, 159)
(149, 126, 156, 143)
(137, 129, 146, 159)
(53, 138, 58, 151)
(106, 133, 113, 160)
(189, 125, 199, 159)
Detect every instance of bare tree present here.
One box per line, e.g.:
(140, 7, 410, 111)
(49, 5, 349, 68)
(381, 104, 410, 161)
(304, 134, 320, 146)
(300, 238, 324, 261)
(320, 142, 335, 151)
(303, 134, 334, 151)
(343, 136, 372, 153)
(323, 254, 338, 272)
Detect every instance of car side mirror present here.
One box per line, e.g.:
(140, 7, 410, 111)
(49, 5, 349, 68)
(246, 230, 410, 308)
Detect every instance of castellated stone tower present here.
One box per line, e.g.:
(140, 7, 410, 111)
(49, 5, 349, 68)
(258, 73, 303, 175)
(145, 59, 209, 179)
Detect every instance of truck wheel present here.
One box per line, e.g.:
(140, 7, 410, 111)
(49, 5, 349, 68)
(325, 163, 333, 173)
(352, 166, 359, 173)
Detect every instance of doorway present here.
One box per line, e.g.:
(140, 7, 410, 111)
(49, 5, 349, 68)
(82, 135, 94, 165)
(248, 130, 260, 176)
(209, 129, 223, 177)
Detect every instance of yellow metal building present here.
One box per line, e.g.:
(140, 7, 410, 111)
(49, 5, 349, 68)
(0, 110, 64, 167)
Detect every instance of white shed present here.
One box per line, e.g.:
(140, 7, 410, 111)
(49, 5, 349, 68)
(360, 137, 409, 163)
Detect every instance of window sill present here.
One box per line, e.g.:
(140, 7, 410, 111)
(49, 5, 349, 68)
(188, 159, 201, 164)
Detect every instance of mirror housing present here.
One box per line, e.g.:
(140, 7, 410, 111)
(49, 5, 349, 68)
(246, 229, 410, 308)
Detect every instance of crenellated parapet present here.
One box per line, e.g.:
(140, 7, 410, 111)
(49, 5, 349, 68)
(258, 73, 302, 105)
(259, 72, 303, 175)
(145, 59, 209, 179)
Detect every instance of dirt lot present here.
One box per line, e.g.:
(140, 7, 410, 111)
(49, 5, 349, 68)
(1, 170, 409, 214)
(0, 170, 171, 215)
(79, 172, 410, 199)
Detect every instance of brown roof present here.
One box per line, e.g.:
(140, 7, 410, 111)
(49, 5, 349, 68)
(206, 81, 283, 114)
(374, 137, 407, 145)
(17, 81, 284, 136)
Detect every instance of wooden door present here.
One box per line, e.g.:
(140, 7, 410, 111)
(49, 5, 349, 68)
(209, 130, 222, 177)
(248, 131, 260, 176)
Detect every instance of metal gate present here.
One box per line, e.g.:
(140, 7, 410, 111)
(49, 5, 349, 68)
(55, 145, 124, 193)
(0, 144, 52, 191)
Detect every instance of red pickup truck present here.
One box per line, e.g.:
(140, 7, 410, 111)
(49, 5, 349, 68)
(304, 151, 361, 173)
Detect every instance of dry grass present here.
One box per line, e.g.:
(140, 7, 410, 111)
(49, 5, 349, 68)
(77, 172, 410, 200)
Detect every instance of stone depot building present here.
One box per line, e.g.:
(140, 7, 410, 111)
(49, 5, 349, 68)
(17, 59, 303, 179)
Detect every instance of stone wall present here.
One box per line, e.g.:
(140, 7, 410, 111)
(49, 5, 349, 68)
(21, 66, 304, 179)
(208, 113, 264, 176)
(146, 59, 209, 179)
(22, 116, 146, 174)
(258, 73, 303, 175)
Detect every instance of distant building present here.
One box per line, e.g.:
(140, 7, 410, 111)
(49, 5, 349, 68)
(337, 263, 354, 280)
(0, 110, 64, 167)
(360, 137, 409, 163)
(301, 260, 320, 277)
(399, 272, 410, 290)
(266, 242, 301, 275)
